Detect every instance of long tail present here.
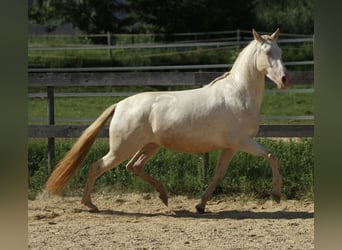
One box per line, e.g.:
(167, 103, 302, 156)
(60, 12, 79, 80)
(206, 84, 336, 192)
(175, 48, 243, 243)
(45, 104, 116, 194)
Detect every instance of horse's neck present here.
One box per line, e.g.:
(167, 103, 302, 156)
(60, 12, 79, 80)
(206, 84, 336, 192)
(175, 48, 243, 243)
(228, 45, 265, 113)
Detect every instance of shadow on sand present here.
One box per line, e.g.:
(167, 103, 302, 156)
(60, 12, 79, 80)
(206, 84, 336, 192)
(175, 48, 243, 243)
(86, 208, 313, 220)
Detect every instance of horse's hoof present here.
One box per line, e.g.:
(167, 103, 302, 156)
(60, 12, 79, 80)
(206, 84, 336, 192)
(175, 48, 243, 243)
(159, 193, 168, 207)
(89, 207, 100, 213)
(83, 202, 99, 212)
(195, 204, 205, 214)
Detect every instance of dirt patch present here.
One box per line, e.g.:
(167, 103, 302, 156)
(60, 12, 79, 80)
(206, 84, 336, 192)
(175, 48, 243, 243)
(28, 192, 314, 249)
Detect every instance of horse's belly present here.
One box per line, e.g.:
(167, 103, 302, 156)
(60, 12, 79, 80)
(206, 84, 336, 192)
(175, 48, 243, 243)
(158, 133, 225, 153)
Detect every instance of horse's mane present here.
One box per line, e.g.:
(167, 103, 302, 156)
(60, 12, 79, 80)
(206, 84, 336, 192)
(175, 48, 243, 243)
(207, 72, 230, 86)
(206, 34, 274, 87)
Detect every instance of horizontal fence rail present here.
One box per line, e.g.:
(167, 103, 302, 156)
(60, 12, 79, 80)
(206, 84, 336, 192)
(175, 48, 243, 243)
(28, 38, 314, 51)
(28, 61, 314, 73)
(27, 88, 314, 99)
(29, 29, 314, 40)
(28, 125, 314, 138)
(28, 70, 314, 87)
(29, 115, 314, 124)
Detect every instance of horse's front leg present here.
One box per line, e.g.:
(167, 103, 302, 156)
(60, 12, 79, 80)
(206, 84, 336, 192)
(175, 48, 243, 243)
(238, 137, 282, 203)
(196, 148, 236, 213)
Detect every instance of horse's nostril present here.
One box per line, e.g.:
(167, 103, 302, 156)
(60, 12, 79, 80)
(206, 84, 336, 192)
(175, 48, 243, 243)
(281, 76, 287, 84)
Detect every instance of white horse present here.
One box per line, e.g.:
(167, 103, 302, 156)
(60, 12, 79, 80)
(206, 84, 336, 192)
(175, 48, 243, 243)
(46, 29, 290, 213)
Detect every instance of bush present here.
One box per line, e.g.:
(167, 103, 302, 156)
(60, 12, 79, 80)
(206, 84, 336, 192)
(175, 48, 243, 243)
(28, 138, 313, 200)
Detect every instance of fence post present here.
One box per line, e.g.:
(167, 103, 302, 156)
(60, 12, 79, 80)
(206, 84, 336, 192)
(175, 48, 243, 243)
(202, 153, 209, 183)
(47, 86, 55, 174)
(107, 31, 113, 61)
(236, 29, 241, 52)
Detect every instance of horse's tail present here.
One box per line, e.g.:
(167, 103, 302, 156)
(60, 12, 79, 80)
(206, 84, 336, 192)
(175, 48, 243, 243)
(45, 104, 116, 194)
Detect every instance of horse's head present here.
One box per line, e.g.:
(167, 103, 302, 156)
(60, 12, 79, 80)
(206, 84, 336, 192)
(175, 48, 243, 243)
(253, 29, 290, 89)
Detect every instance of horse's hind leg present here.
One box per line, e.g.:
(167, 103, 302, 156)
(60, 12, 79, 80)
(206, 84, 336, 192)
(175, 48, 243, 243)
(82, 152, 125, 212)
(126, 143, 168, 206)
(196, 148, 236, 213)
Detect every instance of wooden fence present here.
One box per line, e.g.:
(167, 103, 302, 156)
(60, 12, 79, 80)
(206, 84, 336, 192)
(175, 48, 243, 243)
(28, 70, 314, 172)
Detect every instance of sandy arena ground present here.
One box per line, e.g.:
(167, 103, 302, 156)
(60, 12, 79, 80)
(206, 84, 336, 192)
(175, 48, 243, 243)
(28, 192, 314, 249)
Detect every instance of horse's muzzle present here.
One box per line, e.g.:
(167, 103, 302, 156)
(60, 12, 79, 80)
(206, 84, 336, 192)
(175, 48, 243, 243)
(278, 72, 290, 89)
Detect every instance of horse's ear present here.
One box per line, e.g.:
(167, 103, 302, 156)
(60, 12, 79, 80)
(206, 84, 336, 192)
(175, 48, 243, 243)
(270, 28, 280, 40)
(252, 29, 265, 44)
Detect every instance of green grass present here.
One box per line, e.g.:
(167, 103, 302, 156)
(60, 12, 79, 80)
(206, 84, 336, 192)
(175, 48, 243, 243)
(272, 92, 313, 114)
(28, 96, 124, 124)
(28, 138, 313, 201)
(261, 92, 314, 125)
(262, 93, 313, 116)
(28, 47, 237, 68)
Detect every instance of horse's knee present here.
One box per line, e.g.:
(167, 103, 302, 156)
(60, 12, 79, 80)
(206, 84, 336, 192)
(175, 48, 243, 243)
(267, 152, 277, 161)
(88, 162, 102, 176)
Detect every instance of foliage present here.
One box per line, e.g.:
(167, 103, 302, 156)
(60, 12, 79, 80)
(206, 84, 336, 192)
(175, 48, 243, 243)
(127, 0, 255, 34)
(28, 0, 314, 36)
(29, 0, 128, 35)
(253, 0, 314, 34)
(28, 138, 313, 201)
(28, 140, 49, 199)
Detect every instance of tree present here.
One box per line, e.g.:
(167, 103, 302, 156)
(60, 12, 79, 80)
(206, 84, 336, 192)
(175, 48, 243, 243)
(127, 0, 313, 35)
(127, 0, 256, 34)
(29, 0, 314, 36)
(253, 0, 314, 34)
(29, 0, 128, 34)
